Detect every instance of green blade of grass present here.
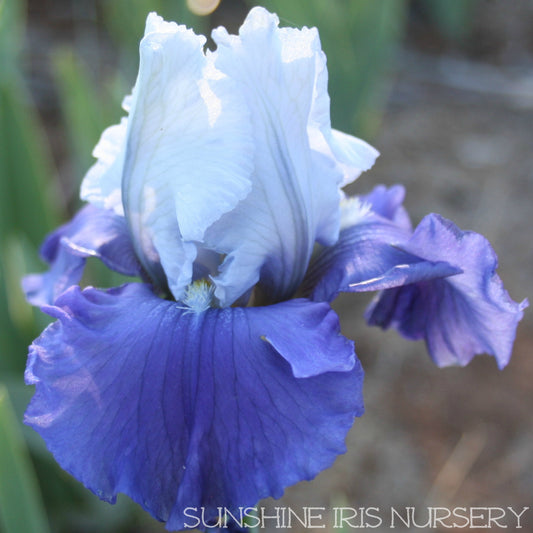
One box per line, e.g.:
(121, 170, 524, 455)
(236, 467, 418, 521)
(0, 0, 60, 372)
(0, 77, 60, 373)
(0, 385, 50, 533)
(52, 49, 121, 183)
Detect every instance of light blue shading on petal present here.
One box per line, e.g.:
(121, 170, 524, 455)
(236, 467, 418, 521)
(206, 7, 378, 306)
(81, 13, 255, 300)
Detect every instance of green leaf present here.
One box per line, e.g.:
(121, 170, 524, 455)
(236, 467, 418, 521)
(422, 0, 477, 41)
(52, 48, 122, 183)
(0, 81, 59, 242)
(0, 0, 61, 373)
(0, 0, 24, 75)
(0, 0, 58, 244)
(0, 385, 51, 533)
(0, 78, 61, 373)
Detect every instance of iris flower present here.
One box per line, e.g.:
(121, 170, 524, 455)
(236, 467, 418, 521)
(23, 7, 526, 531)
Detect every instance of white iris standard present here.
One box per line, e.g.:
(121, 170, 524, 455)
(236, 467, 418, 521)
(81, 7, 378, 307)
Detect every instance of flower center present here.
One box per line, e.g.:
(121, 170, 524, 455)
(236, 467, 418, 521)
(181, 279, 215, 313)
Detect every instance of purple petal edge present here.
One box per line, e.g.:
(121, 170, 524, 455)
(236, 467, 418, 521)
(22, 204, 141, 306)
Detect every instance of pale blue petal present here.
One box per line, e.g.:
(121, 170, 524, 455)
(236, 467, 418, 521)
(207, 7, 377, 306)
(305, 56, 378, 189)
(327, 129, 380, 186)
(122, 13, 254, 298)
(82, 14, 255, 299)
(80, 117, 128, 215)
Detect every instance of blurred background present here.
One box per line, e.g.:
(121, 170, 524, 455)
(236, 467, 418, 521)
(0, 0, 532, 532)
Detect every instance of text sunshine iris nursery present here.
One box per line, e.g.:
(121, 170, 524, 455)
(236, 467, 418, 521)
(22, 7, 526, 532)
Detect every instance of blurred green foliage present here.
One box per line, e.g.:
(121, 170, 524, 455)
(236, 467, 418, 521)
(0, 0, 476, 531)
(0, 386, 50, 533)
(0, 0, 59, 377)
(421, 0, 476, 41)
(52, 49, 119, 183)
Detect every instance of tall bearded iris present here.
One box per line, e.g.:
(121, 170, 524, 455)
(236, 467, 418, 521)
(23, 7, 526, 532)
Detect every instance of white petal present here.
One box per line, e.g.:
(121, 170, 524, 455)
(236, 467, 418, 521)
(305, 44, 379, 188)
(80, 117, 128, 215)
(207, 7, 376, 306)
(120, 14, 254, 298)
(330, 128, 380, 184)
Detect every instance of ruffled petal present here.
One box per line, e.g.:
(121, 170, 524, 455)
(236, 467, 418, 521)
(305, 219, 404, 303)
(80, 14, 255, 298)
(207, 7, 377, 306)
(25, 283, 363, 530)
(357, 184, 411, 230)
(80, 116, 128, 215)
(366, 214, 528, 368)
(306, 186, 525, 367)
(121, 13, 254, 298)
(307, 220, 460, 303)
(22, 205, 140, 306)
(304, 186, 459, 302)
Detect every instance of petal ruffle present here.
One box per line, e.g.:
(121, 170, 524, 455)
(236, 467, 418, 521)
(79, 9, 377, 306)
(305, 186, 458, 302)
(207, 7, 377, 306)
(81, 13, 254, 299)
(122, 14, 255, 298)
(25, 283, 363, 530)
(22, 205, 140, 306)
(366, 214, 528, 368)
(305, 185, 525, 367)
(80, 116, 128, 215)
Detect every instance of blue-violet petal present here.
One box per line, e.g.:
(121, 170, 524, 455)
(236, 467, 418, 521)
(25, 283, 363, 530)
(22, 204, 140, 306)
(305, 187, 459, 302)
(366, 214, 528, 368)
